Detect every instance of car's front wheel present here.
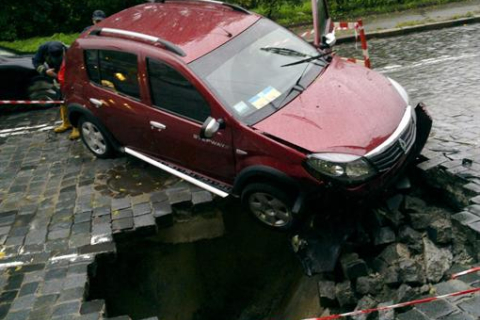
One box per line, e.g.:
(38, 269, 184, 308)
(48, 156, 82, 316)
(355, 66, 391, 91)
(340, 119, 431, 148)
(79, 116, 114, 159)
(242, 183, 296, 230)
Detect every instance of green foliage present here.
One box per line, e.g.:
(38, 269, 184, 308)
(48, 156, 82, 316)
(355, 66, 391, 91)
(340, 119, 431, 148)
(232, 0, 465, 26)
(0, 0, 466, 42)
(0, 0, 145, 41)
(0, 33, 80, 54)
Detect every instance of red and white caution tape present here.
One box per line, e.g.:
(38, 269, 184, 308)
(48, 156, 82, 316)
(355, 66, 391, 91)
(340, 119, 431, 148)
(332, 21, 359, 31)
(0, 100, 64, 105)
(451, 267, 480, 279)
(299, 29, 316, 39)
(304, 279, 480, 320)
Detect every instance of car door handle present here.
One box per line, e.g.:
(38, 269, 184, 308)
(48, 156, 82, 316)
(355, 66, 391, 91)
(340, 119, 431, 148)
(150, 121, 166, 130)
(89, 98, 103, 108)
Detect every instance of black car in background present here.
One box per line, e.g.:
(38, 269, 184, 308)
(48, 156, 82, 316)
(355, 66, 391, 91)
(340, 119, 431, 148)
(0, 48, 59, 108)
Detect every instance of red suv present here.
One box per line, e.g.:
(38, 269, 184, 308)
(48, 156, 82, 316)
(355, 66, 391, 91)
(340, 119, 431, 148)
(64, 0, 432, 229)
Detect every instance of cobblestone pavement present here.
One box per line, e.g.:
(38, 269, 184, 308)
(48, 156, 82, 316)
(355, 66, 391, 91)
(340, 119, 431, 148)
(1, 24, 480, 319)
(0, 109, 213, 319)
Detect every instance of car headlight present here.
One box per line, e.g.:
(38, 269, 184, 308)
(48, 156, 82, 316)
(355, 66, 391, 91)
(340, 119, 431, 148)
(388, 77, 409, 106)
(305, 153, 377, 184)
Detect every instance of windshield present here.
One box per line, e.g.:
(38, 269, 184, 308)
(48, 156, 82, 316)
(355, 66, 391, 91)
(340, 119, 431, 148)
(190, 19, 325, 125)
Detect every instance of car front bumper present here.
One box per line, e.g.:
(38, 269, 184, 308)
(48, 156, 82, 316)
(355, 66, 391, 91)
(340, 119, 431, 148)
(294, 102, 433, 213)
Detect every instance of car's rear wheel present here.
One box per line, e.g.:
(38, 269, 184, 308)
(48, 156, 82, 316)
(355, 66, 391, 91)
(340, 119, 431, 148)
(242, 183, 296, 230)
(79, 116, 114, 159)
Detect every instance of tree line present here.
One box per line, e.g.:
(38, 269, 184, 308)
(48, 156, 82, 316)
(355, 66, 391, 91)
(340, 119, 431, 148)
(0, 0, 448, 41)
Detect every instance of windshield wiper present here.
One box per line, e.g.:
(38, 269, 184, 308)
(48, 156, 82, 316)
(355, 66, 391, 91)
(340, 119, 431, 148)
(260, 47, 308, 58)
(281, 51, 332, 67)
(273, 64, 309, 109)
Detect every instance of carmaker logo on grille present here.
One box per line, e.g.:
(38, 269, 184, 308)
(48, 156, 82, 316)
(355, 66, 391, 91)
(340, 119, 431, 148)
(399, 138, 408, 153)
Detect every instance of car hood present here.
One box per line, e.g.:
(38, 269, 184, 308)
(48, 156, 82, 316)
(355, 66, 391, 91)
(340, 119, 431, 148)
(0, 55, 34, 70)
(253, 56, 407, 156)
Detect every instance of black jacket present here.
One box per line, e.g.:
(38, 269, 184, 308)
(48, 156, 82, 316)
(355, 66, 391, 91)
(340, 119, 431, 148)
(32, 41, 66, 75)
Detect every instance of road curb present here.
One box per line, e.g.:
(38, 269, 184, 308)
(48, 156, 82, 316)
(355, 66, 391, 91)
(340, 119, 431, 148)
(336, 15, 480, 44)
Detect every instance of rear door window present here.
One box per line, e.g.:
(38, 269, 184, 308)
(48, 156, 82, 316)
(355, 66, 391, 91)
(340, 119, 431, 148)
(84, 49, 140, 99)
(147, 58, 210, 123)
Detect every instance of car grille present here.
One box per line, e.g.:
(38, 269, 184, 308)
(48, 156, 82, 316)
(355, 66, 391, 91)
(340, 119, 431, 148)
(367, 119, 416, 172)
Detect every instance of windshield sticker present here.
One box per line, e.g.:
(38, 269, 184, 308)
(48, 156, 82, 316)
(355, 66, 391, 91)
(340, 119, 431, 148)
(249, 86, 282, 109)
(233, 101, 250, 115)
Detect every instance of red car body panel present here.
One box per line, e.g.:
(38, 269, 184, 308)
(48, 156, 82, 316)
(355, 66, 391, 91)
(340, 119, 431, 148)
(254, 57, 406, 156)
(82, 2, 261, 63)
(64, 0, 432, 209)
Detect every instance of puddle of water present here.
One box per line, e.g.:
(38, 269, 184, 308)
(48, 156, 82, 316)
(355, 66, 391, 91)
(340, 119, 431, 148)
(95, 159, 181, 198)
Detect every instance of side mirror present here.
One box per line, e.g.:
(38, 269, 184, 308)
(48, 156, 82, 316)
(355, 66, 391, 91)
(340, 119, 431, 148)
(200, 117, 223, 139)
(320, 31, 336, 49)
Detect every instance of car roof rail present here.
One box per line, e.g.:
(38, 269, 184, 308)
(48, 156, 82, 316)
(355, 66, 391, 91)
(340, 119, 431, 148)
(90, 28, 187, 57)
(147, 0, 250, 14)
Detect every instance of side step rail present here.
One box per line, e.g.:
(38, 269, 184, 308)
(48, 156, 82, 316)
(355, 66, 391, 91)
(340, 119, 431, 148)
(124, 147, 230, 198)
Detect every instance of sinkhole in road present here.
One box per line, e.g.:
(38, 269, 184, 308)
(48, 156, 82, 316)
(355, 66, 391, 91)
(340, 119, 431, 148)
(87, 174, 478, 320)
(88, 201, 312, 320)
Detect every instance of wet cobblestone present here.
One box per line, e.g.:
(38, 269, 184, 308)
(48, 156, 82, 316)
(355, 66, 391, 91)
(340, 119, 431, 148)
(0, 110, 212, 319)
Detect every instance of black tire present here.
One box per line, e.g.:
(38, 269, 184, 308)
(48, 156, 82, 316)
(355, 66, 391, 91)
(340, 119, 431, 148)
(78, 116, 114, 159)
(241, 182, 296, 230)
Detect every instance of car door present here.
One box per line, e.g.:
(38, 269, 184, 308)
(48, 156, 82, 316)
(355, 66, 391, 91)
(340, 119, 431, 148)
(83, 49, 152, 152)
(144, 57, 236, 183)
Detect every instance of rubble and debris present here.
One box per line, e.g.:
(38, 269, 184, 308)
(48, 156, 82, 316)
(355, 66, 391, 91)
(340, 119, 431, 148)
(335, 281, 357, 307)
(374, 227, 396, 246)
(318, 280, 337, 307)
(423, 238, 453, 283)
(427, 218, 453, 244)
(340, 253, 369, 280)
(303, 185, 478, 320)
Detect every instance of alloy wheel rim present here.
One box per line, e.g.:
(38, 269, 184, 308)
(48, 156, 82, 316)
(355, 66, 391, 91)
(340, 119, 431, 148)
(82, 122, 107, 155)
(249, 192, 291, 227)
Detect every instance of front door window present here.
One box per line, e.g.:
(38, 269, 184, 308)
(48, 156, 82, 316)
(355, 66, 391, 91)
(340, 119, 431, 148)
(147, 59, 210, 123)
(145, 58, 235, 182)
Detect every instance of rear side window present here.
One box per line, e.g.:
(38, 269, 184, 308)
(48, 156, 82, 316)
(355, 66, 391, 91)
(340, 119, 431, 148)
(147, 58, 210, 123)
(84, 49, 140, 99)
